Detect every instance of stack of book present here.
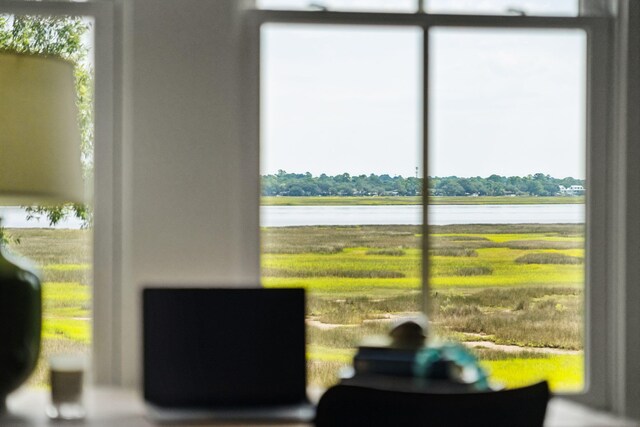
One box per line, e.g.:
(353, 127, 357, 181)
(352, 345, 419, 377)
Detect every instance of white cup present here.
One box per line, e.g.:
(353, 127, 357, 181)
(46, 354, 86, 420)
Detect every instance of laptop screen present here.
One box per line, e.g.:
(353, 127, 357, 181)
(143, 288, 307, 408)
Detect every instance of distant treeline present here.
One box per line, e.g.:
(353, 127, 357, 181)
(261, 171, 584, 197)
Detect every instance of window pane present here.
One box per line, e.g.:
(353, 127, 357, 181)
(426, 0, 579, 16)
(0, 14, 94, 388)
(428, 27, 586, 392)
(261, 24, 423, 388)
(258, 0, 417, 13)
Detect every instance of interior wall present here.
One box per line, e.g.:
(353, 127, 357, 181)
(614, 0, 640, 418)
(115, 2, 640, 412)
(120, 0, 259, 386)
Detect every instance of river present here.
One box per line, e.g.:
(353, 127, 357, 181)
(0, 204, 584, 229)
(0, 207, 85, 229)
(261, 204, 584, 227)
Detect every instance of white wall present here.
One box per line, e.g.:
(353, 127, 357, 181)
(114, 2, 640, 418)
(119, 0, 260, 386)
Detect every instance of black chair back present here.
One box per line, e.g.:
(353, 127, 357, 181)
(315, 381, 550, 427)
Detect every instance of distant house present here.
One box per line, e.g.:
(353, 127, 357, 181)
(559, 184, 585, 196)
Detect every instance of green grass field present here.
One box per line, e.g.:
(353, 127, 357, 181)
(4, 229, 91, 388)
(263, 223, 585, 390)
(262, 196, 585, 206)
(6, 222, 585, 391)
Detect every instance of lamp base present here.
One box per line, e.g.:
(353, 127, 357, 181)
(0, 244, 41, 409)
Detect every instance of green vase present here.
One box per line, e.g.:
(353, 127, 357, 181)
(0, 245, 41, 413)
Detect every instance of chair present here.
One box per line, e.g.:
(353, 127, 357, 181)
(314, 381, 549, 427)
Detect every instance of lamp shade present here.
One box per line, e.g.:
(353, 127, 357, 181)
(0, 51, 84, 206)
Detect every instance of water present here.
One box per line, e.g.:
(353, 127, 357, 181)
(0, 204, 585, 229)
(261, 204, 584, 227)
(0, 207, 85, 229)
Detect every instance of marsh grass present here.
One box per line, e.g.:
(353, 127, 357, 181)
(263, 224, 585, 389)
(263, 245, 344, 255)
(262, 267, 406, 279)
(439, 235, 491, 242)
(366, 248, 406, 256)
(431, 288, 582, 349)
(431, 239, 497, 250)
(261, 226, 422, 254)
(43, 264, 91, 284)
(516, 253, 583, 265)
(308, 322, 393, 348)
(43, 282, 91, 317)
(470, 348, 552, 361)
(435, 287, 580, 308)
(308, 294, 421, 324)
(307, 360, 350, 387)
(7, 223, 587, 390)
(5, 229, 90, 265)
(505, 240, 583, 250)
(4, 229, 92, 388)
(456, 266, 493, 276)
(482, 354, 584, 391)
(429, 248, 478, 257)
(430, 224, 583, 235)
(262, 249, 421, 282)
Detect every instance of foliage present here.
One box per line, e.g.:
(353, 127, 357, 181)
(516, 253, 584, 265)
(262, 195, 585, 206)
(262, 171, 422, 197)
(0, 15, 93, 226)
(262, 171, 585, 198)
(262, 196, 422, 206)
(429, 173, 584, 197)
(0, 226, 19, 246)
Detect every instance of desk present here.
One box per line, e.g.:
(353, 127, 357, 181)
(3, 387, 638, 426)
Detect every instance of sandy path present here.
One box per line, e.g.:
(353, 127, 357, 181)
(463, 340, 581, 355)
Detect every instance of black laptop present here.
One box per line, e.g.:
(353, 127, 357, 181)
(143, 287, 314, 423)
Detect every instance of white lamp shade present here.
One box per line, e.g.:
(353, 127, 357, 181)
(0, 52, 84, 205)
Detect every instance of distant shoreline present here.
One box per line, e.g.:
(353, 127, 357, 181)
(261, 196, 585, 206)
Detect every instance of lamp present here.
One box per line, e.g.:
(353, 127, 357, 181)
(0, 51, 84, 412)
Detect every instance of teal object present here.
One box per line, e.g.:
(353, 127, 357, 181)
(414, 342, 490, 391)
(0, 245, 41, 412)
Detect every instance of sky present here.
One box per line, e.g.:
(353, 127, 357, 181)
(260, 1, 586, 179)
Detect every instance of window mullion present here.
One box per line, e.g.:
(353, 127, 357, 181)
(422, 25, 430, 316)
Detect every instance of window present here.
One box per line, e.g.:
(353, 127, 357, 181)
(258, 0, 418, 13)
(0, 12, 94, 388)
(256, 0, 608, 16)
(0, 1, 117, 387)
(428, 27, 587, 392)
(252, 6, 608, 403)
(426, 0, 580, 16)
(261, 23, 423, 387)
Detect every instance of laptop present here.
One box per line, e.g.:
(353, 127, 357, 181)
(143, 287, 315, 423)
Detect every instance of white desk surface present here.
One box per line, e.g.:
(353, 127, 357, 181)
(3, 386, 638, 427)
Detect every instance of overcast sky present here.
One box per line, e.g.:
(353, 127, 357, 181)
(260, 1, 585, 179)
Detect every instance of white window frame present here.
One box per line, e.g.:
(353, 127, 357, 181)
(0, 0, 120, 385)
(243, 7, 612, 409)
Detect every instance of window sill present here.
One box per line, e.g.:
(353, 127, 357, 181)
(3, 386, 636, 426)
